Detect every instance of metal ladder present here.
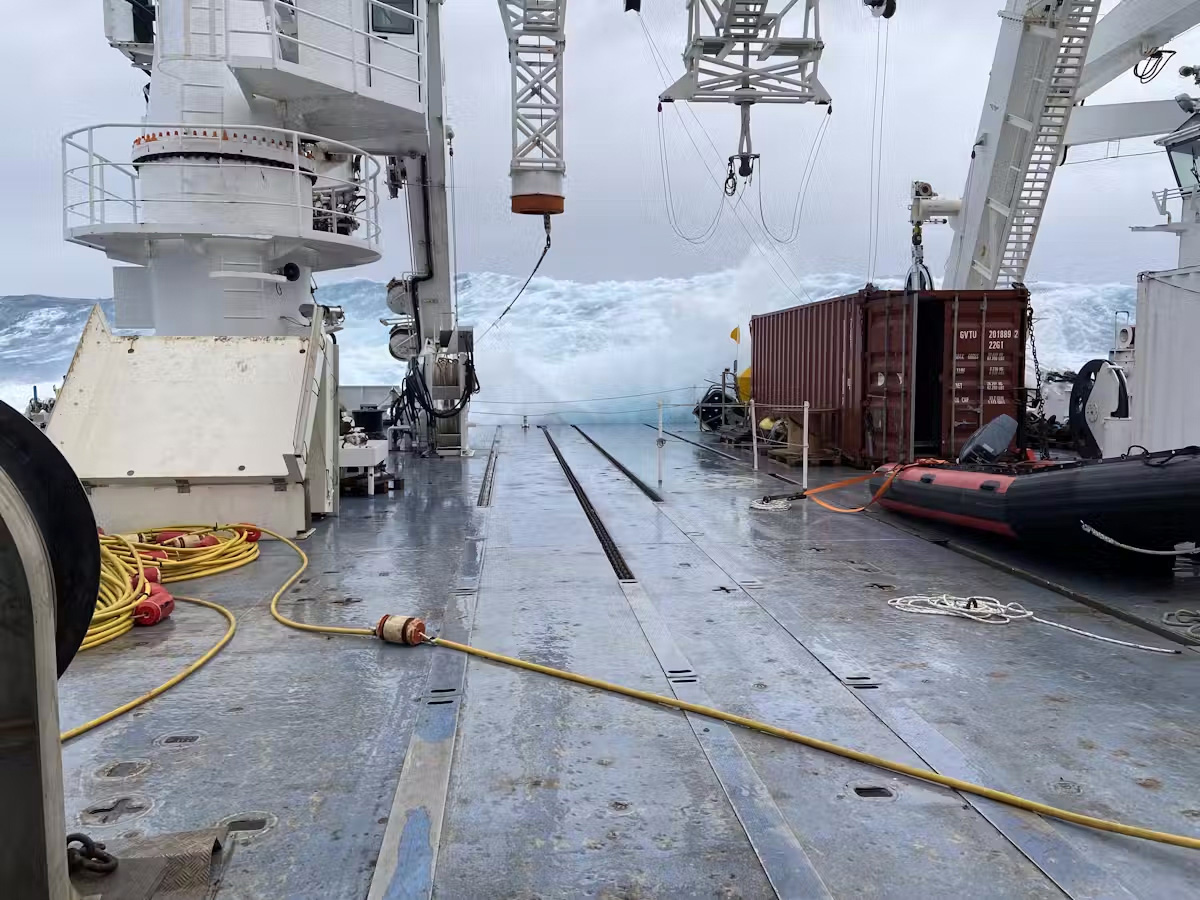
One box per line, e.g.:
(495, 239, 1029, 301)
(995, 0, 1099, 285)
(520, 0, 560, 30)
(722, 0, 769, 37)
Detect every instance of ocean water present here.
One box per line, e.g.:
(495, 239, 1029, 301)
(0, 270, 1136, 423)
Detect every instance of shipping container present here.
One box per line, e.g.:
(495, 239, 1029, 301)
(750, 288, 1029, 466)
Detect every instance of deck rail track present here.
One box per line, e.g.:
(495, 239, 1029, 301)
(540, 427, 635, 580)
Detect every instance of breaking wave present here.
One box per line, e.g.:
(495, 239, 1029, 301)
(0, 271, 1136, 423)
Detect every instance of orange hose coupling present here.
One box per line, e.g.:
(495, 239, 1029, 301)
(376, 615, 426, 646)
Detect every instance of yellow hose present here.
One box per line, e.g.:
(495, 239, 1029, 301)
(429, 635, 1200, 852)
(83, 526, 258, 651)
(257, 525, 375, 637)
(63, 524, 256, 739)
(81, 535, 146, 651)
(61, 595, 236, 742)
(67, 522, 1200, 852)
(65, 522, 368, 743)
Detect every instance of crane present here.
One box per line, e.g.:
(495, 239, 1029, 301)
(911, 0, 1200, 292)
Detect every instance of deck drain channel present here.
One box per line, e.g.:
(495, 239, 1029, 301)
(541, 427, 635, 581)
(477, 432, 500, 507)
(573, 425, 663, 502)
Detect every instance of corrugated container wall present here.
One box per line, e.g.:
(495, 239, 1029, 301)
(751, 288, 1029, 466)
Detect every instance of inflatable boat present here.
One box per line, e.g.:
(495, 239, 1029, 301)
(870, 447, 1200, 562)
(873, 448, 1200, 566)
(866, 413, 1200, 560)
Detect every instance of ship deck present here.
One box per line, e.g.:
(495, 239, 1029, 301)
(59, 425, 1200, 899)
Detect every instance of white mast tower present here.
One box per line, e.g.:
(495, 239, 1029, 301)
(50, 0, 452, 535)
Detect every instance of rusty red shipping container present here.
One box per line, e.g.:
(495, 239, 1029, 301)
(750, 288, 1029, 466)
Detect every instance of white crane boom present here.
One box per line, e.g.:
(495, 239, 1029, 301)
(943, 0, 1100, 291)
(1078, 0, 1200, 100)
(939, 0, 1200, 291)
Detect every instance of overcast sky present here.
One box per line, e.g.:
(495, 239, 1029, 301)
(5, 1, 1200, 300)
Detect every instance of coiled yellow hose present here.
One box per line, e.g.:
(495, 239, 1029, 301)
(82, 526, 258, 652)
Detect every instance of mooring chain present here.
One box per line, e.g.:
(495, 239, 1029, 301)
(66, 832, 118, 875)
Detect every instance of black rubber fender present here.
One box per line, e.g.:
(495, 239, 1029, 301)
(0, 400, 98, 676)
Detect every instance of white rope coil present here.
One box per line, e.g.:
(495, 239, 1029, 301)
(750, 498, 792, 511)
(888, 594, 1178, 654)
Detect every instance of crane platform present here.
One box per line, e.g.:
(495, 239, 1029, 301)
(58, 425, 1200, 898)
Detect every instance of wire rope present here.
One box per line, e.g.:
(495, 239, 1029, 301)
(634, 14, 814, 304)
(756, 110, 830, 244)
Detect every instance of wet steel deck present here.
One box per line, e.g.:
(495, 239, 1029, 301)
(58, 425, 1200, 898)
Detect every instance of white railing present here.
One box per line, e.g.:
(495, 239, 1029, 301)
(1151, 184, 1200, 223)
(227, 0, 425, 100)
(62, 123, 382, 248)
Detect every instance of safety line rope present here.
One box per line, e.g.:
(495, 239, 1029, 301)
(1081, 520, 1200, 556)
(888, 593, 1177, 654)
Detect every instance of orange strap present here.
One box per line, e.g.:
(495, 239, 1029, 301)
(801, 458, 950, 514)
(804, 471, 889, 514)
(803, 464, 921, 514)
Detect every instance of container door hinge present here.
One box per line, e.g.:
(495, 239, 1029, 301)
(175, 479, 191, 494)
(272, 477, 288, 492)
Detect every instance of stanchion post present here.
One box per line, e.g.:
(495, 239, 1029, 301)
(802, 400, 810, 491)
(750, 399, 758, 471)
(657, 399, 664, 486)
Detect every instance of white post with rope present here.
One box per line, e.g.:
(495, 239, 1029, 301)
(802, 400, 810, 491)
(750, 399, 758, 471)
(657, 399, 665, 486)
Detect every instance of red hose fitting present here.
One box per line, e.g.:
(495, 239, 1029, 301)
(135, 584, 175, 626)
(375, 615, 426, 646)
(130, 566, 161, 587)
(235, 524, 262, 542)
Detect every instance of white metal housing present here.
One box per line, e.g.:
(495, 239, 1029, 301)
(46, 307, 337, 536)
(55, 0, 440, 529)
(225, 0, 429, 153)
(498, 0, 567, 214)
(1127, 267, 1200, 452)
